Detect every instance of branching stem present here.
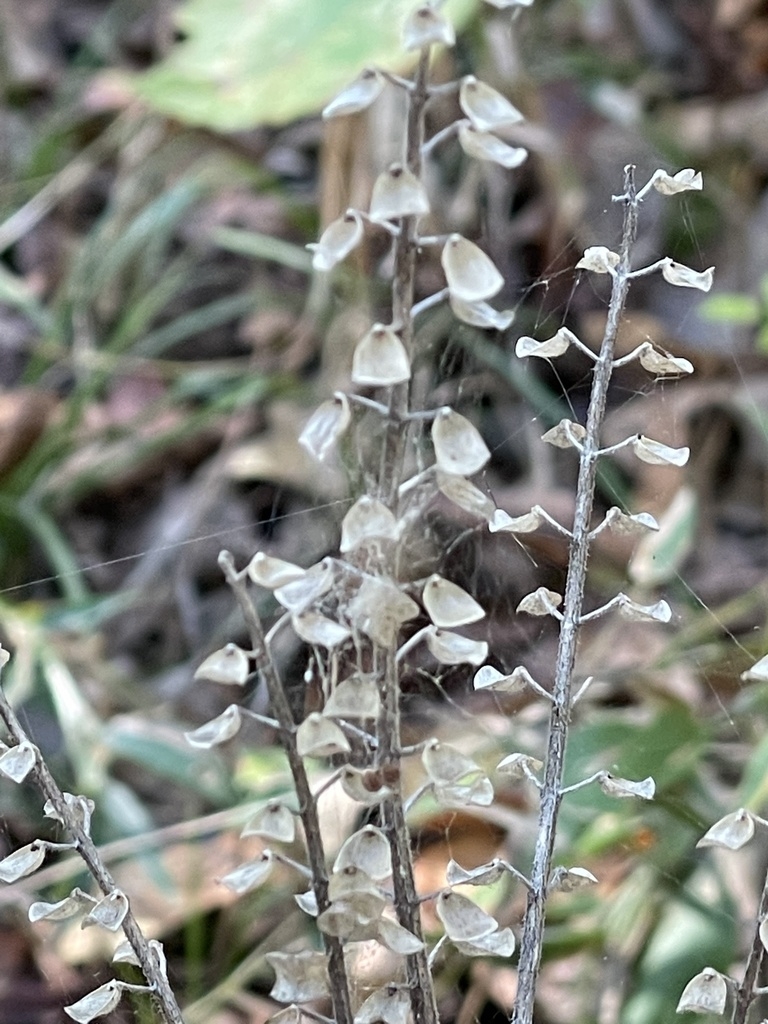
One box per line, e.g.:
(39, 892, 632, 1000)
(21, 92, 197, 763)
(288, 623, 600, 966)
(218, 552, 355, 1024)
(511, 165, 639, 1024)
(364, 44, 441, 1024)
(0, 680, 186, 1024)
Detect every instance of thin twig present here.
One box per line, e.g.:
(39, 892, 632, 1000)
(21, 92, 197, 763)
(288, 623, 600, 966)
(217, 552, 355, 1024)
(511, 165, 640, 1024)
(733, 869, 768, 1023)
(0, 674, 186, 1024)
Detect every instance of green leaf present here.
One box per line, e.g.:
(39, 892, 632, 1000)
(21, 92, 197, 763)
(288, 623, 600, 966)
(628, 486, 697, 588)
(622, 889, 735, 1024)
(740, 730, 768, 811)
(756, 321, 768, 354)
(699, 292, 760, 325)
(213, 227, 314, 274)
(129, 0, 478, 131)
(103, 719, 236, 803)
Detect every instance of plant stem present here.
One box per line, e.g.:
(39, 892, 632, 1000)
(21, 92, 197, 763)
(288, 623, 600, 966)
(733, 868, 768, 1023)
(511, 165, 639, 1024)
(378, 649, 440, 1024)
(0, 684, 186, 1024)
(365, 45, 440, 1024)
(218, 552, 355, 1024)
(379, 46, 430, 509)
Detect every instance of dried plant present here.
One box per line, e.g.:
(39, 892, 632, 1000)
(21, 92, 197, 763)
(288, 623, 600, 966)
(1, 3, 755, 1024)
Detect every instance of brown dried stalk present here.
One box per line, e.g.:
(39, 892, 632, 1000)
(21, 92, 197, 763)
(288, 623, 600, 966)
(0, 668, 186, 1024)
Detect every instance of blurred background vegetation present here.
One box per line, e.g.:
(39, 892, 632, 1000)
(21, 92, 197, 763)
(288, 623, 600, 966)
(0, 0, 767, 1021)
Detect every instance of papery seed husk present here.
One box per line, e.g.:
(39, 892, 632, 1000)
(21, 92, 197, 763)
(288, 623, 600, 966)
(436, 890, 498, 940)
(496, 752, 543, 779)
(423, 738, 480, 783)
(458, 122, 527, 168)
(488, 507, 544, 534)
(299, 393, 351, 462)
(449, 294, 515, 330)
(425, 627, 488, 665)
(597, 772, 655, 800)
(184, 705, 241, 748)
(437, 471, 496, 519)
(247, 552, 306, 589)
(549, 866, 598, 892)
(112, 940, 140, 965)
(651, 167, 703, 195)
(356, 986, 411, 1024)
(368, 166, 430, 224)
(29, 888, 96, 923)
(308, 212, 364, 271)
(742, 655, 768, 683)
(340, 494, 399, 552)
(328, 866, 382, 902)
(435, 775, 494, 807)
(402, 5, 456, 50)
(516, 587, 562, 616)
(676, 969, 729, 1015)
(446, 858, 507, 886)
(295, 889, 319, 916)
(267, 951, 330, 1003)
(334, 825, 392, 880)
(474, 664, 537, 694)
(323, 673, 381, 718)
(515, 327, 575, 359)
(541, 419, 586, 449)
(317, 896, 384, 938)
(220, 852, 276, 895)
(459, 75, 524, 131)
(661, 261, 714, 292)
(632, 435, 690, 466)
(347, 577, 420, 648)
(375, 918, 425, 955)
(432, 406, 491, 475)
(638, 344, 694, 376)
(0, 741, 36, 783)
(44, 793, 94, 834)
(452, 926, 516, 957)
(576, 245, 619, 273)
(274, 560, 334, 613)
(340, 766, 394, 805)
(601, 507, 659, 535)
(0, 842, 47, 883)
(82, 890, 129, 932)
(441, 234, 504, 302)
(241, 802, 296, 842)
(697, 808, 756, 850)
(423, 574, 485, 628)
(292, 611, 351, 649)
(64, 981, 124, 1023)
(194, 643, 250, 686)
(615, 595, 671, 623)
(296, 712, 351, 757)
(323, 69, 385, 119)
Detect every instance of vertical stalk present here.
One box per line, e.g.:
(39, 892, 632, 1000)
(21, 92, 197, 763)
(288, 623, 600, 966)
(511, 166, 639, 1024)
(378, 648, 440, 1024)
(733, 870, 768, 1023)
(0, 685, 187, 1024)
(218, 553, 355, 1024)
(372, 47, 440, 1024)
(379, 47, 430, 508)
